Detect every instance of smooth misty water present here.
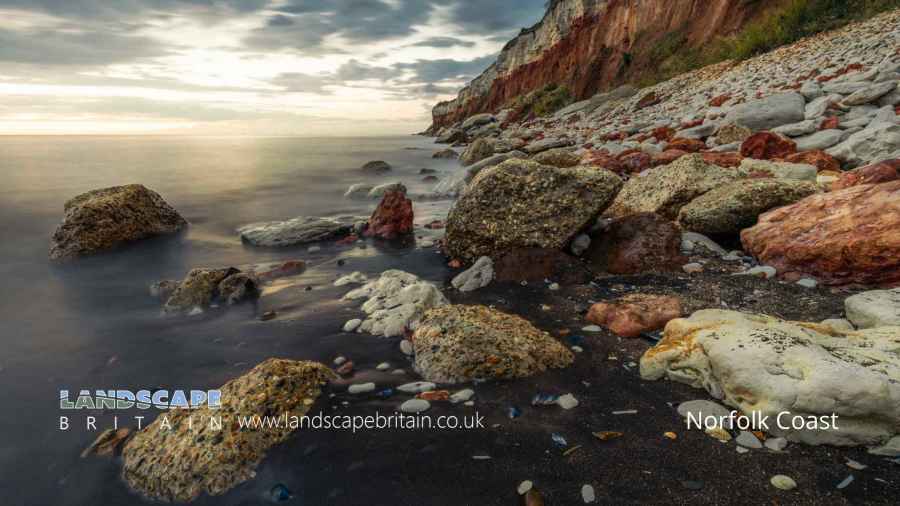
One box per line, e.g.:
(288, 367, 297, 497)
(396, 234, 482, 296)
(0, 135, 458, 505)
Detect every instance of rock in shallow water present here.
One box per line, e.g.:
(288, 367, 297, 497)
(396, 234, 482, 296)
(238, 216, 358, 247)
(412, 305, 573, 383)
(365, 189, 413, 240)
(121, 359, 334, 503)
(343, 270, 448, 337)
(50, 184, 187, 260)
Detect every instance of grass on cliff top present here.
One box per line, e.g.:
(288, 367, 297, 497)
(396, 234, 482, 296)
(636, 0, 900, 86)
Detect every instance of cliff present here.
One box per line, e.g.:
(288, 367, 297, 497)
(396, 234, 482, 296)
(431, 0, 782, 129)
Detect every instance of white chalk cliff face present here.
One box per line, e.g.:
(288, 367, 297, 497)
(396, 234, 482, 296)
(640, 310, 900, 451)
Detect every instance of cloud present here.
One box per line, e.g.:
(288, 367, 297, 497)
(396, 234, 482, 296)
(408, 36, 475, 48)
(395, 54, 496, 84)
(0, 0, 269, 20)
(443, 0, 548, 34)
(0, 25, 167, 65)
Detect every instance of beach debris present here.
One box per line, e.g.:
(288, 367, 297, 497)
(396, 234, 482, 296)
(664, 432, 678, 440)
(260, 311, 277, 321)
(508, 406, 522, 419)
(532, 393, 559, 406)
(582, 325, 603, 332)
(375, 389, 394, 399)
(593, 431, 623, 441)
(269, 484, 291, 502)
(551, 433, 568, 448)
(517, 480, 533, 495)
(836, 475, 855, 490)
(333, 356, 347, 366)
(612, 410, 637, 415)
(471, 455, 492, 460)
(706, 427, 732, 442)
(770, 475, 797, 491)
(563, 445, 582, 457)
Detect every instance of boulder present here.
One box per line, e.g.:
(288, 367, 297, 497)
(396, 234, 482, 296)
(367, 182, 406, 199)
(451, 256, 494, 292)
(493, 248, 593, 285)
(618, 151, 653, 172)
(640, 310, 900, 448)
(431, 151, 527, 198)
(432, 148, 458, 159)
(524, 137, 572, 154)
(532, 147, 580, 168)
(436, 128, 464, 145)
(739, 159, 817, 181)
(411, 305, 573, 383)
(49, 184, 187, 260)
(160, 267, 259, 314)
(740, 132, 797, 160)
(827, 123, 900, 166)
(461, 113, 495, 131)
(772, 119, 818, 137)
(845, 288, 900, 329)
(794, 129, 844, 151)
(701, 152, 743, 168)
(586, 294, 682, 338)
(843, 82, 898, 106)
(716, 124, 752, 145)
(460, 138, 494, 166)
(122, 359, 335, 502)
(677, 179, 818, 235)
(784, 150, 841, 172)
(666, 138, 707, 153)
(586, 213, 685, 274)
(343, 270, 448, 337)
(723, 92, 806, 131)
(604, 154, 741, 220)
(831, 159, 900, 191)
(365, 190, 413, 240)
(741, 181, 900, 286)
(239, 216, 357, 247)
(445, 159, 622, 262)
(361, 160, 392, 174)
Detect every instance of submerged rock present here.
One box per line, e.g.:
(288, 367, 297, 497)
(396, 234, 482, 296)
(238, 216, 358, 247)
(162, 267, 258, 314)
(343, 270, 448, 337)
(741, 180, 900, 286)
(412, 305, 574, 383)
(121, 359, 335, 502)
(641, 310, 900, 448)
(50, 184, 187, 260)
(361, 160, 392, 174)
(445, 159, 622, 262)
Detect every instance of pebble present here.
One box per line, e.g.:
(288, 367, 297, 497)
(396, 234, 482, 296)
(846, 459, 868, 470)
(399, 340, 414, 355)
(450, 389, 475, 404)
(375, 362, 391, 371)
(397, 381, 437, 393)
(551, 433, 568, 447)
(836, 475, 855, 490)
(736, 446, 749, 454)
(391, 369, 406, 375)
(525, 489, 544, 506)
(682, 263, 703, 274)
(571, 345, 584, 353)
(548, 282, 560, 291)
(770, 475, 797, 491)
(307, 245, 321, 252)
(343, 319, 362, 332)
(532, 393, 559, 406)
(508, 406, 522, 419)
(736, 431, 763, 449)
(581, 484, 596, 503)
(517, 480, 533, 495)
(348, 383, 375, 394)
(399, 399, 431, 413)
(464, 400, 475, 407)
(334, 356, 348, 366)
(796, 278, 818, 289)
(260, 311, 277, 321)
(612, 410, 637, 415)
(739, 265, 777, 279)
(681, 480, 703, 490)
(269, 483, 292, 502)
(557, 393, 579, 410)
(765, 437, 788, 451)
(582, 325, 603, 332)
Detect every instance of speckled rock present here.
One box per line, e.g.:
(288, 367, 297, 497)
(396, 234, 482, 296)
(162, 267, 259, 314)
(50, 184, 187, 260)
(677, 179, 818, 234)
(641, 310, 900, 447)
(716, 124, 752, 145)
(445, 159, 622, 262)
(460, 138, 494, 166)
(603, 154, 741, 220)
(532, 147, 580, 167)
(412, 305, 574, 383)
(343, 270, 448, 337)
(121, 359, 335, 502)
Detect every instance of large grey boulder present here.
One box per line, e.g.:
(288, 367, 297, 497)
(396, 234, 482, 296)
(461, 113, 495, 131)
(739, 159, 818, 181)
(445, 159, 622, 262)
(677, 179, 818, 234)
(724, 92, 805, 131)
(794, 129, 844, 151)
(828, 123, 900, 166)
(845, 288, 900, 329)
(843, 82, 897, 105)
(641, 309, 900, 448)
(239, 216, 358, 247)
(50, 184, 187, 260)
(460, 138, 494, 166)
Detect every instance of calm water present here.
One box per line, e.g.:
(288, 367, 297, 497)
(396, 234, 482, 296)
(0, 135, 457, 505)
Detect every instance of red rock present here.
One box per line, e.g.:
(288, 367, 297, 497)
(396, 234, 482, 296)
(448, 259, 462, 269)
(680, 119, 704, 129)
(583, 151, 625, 173)
(740, 132, 797, 160)
(709, 94, 731, 107)
(741, 180, 900, 286)
(618, 151, 652, 173)
(666, 138, 706, 153)
(651, 149, 687, 167)
(336, 361, 354, 376)
(652, 126, 675, 142)
(831, 159, 900, 191)
(820, 117, 839, 130)
(701, 152, 743, 168)
(494, 247, 593, 284)
(782, 150, 841, 172)
(424, 220, 445, 229)
(586, 294, 683, 338)
(255, 260, 307, 281)
(335, 234, 358, 245)
(416, 390, 450, 401)
(365, 190, 413, 240)
(585, 213, 685, 275)
(636, 92, 662, 110)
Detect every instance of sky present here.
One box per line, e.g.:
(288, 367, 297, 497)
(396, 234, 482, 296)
(0, 0, 547, 136)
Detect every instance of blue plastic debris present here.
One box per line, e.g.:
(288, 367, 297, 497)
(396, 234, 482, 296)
(531, 393, 559, 406)
(270, 484, 291, 502)
(376, 388, 394, 399)
(508, 406, 522, 419)
(551, 433, 568, 448)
